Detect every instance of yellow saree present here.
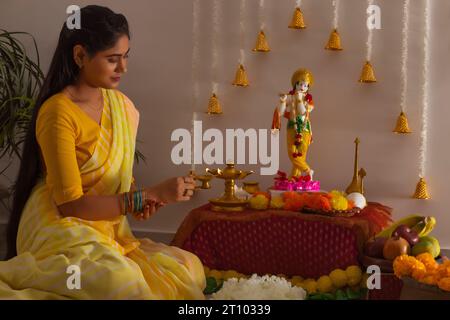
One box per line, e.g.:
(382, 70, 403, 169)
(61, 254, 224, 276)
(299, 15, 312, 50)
(0, 88, 206, 299)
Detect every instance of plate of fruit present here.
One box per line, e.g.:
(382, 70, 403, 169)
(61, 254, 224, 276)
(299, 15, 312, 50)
(362, 215, 440, 272)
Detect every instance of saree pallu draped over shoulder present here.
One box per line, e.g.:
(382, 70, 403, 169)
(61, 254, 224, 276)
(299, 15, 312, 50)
(0, 89, 206, 299)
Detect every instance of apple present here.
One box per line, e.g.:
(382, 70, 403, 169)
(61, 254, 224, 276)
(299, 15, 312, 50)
(365, 237, 387, 258)
(392, 224, 419, 246)
(383, 236, 411, 261)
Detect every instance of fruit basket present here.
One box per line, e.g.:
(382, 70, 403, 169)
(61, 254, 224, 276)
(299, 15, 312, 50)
(361, 254, 393, 273)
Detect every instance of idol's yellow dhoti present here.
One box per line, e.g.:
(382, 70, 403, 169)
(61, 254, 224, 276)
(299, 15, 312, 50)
(0, 88, 205, 299)
(286, 127, 311, 178)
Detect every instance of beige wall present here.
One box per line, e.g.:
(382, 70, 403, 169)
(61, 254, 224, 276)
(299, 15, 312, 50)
(1, 0, 449, 248)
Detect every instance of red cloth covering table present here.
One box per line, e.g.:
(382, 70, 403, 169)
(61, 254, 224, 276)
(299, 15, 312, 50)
(172, 202, 392, 279)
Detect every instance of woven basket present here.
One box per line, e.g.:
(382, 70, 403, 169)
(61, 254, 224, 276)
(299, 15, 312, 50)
(302, 207, 361, 217)
(400, 277, 450, 300)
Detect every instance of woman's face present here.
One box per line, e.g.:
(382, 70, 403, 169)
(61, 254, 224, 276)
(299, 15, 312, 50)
(76, 34, 130, 89)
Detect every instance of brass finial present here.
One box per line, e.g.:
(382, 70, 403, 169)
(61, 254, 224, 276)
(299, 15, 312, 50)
(346, 138, 365, 195)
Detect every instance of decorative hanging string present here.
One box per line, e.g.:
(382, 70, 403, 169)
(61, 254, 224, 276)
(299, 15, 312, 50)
(190, 0, 200, 173)
(207, 0, 222, 114)
(414, 0, 431, 199)
(325, 0, 343, 50)
(233, 0, 249, 87)
(253, 0, 270, 52)
(394, 0, 412, 134)
(289, 0, 306, 29)
(359, 0, 377, 82)
(333, 0, 339, 29)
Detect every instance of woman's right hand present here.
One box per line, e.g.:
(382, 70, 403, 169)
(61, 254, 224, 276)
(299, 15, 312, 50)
(146, 176, 195, 204)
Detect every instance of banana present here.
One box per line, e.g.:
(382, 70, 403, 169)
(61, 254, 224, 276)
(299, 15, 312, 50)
(410, 219, 426, 236)
(419, 217, 436, 237)
(410, 216, 436, 237)
(375, 214, 425, 238)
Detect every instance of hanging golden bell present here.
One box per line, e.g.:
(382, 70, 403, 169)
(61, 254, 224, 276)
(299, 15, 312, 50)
(206, 93, 223, 115)
(288, 7, 306, 29)
(393, 111, 412, 134)
(413, 177, 430, 199)
(359, 61, 377, 83)
(232, 64, 249, 87)
(253, 30, 271, 52)
(325, 28, 343, 50)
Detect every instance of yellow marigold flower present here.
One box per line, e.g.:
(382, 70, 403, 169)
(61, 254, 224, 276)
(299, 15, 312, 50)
(330, 196, 348, 211)
(249, 195, 269, 210)
(270, 196, 285, 209)
(330, 190, 344, 197)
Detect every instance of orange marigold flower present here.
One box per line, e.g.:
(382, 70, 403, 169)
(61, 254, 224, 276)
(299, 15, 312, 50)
(283, 197, 305, 211)
(347, 200, 355, 210)
(419, 274, 438, 286)
(437, 277, 450, 292)
(412, 266, 427, 280)
(319, 196, 332, 211)
(416, 253, 438, 271)
(437, 264, 450, 279)
(393, 255, 417, 278)
(283, 191, 297, 201)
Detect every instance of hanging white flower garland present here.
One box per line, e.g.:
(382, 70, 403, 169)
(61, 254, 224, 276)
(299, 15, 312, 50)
(393, 0, 412, 134)
(190, 0, 200, 172)
(232, 0, 249, 87)
(333, 0, 339, 29)
(253, 0, 270, 52)
(206, 0, 223, 114)
(413, 0, 432, 199)
(325, 0, 343, 50)
(359, 0, 377, 82)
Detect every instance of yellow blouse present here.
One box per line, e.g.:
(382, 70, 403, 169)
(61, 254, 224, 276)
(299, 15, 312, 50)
(36, 91, 135, 206)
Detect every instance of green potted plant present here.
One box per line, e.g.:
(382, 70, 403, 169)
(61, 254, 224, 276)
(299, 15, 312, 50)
(0, 30, 44, 212)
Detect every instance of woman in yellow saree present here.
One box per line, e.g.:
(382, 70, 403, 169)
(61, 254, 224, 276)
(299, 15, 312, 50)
(0, 5, 205, 299)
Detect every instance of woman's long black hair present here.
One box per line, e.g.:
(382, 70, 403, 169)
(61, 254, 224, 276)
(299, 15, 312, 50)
(6, 5, 130, 259)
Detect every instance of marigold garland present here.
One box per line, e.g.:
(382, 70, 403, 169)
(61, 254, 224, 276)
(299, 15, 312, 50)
(393, 253, 450, 292)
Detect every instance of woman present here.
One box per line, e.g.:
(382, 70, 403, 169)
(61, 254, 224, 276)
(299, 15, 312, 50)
(0, 5, 205, 299)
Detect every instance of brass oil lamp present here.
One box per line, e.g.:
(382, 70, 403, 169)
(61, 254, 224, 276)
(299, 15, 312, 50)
(189, 170, 213, 190)
(206, 163, 253, 212)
